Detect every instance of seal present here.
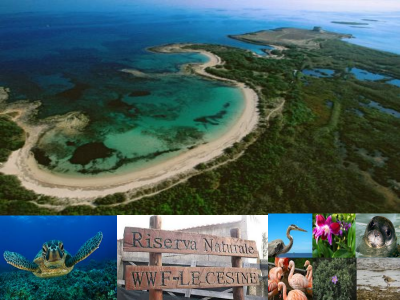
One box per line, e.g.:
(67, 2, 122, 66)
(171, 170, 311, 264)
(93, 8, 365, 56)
(357, 216, 398, 257)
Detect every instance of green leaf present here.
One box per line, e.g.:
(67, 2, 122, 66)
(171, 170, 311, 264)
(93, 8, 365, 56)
(338, 241, 350, 251)
(347, 222, 356, 254)
(332, 249, 353, 258)
(313, 249, 319, 258)
(318, 239, 333, 258)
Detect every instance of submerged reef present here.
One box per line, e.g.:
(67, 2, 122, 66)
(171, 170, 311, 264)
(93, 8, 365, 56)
(0, 260, 117, 300)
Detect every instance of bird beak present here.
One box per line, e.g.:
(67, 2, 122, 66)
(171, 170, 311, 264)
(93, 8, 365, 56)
(296, 227, 307, 232)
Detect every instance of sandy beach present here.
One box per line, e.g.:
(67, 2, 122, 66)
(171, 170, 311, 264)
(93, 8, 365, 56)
(0, 44, 259, 200)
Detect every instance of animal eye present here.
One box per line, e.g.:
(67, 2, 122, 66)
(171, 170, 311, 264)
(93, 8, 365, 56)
(60, 243, 64, 250)
(386, 229, 391, 236)
(369, 222, 375, 228)
(42, 246, 47, 252)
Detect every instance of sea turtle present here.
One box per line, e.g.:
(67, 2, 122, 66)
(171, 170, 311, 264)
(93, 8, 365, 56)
(3, 232, 103, 278)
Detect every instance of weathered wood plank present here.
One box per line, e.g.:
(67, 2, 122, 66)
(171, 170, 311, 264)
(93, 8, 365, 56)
(149, 216, 163, 300)
(165, 289, 234, 299)
(123, 227, 258, 258)
(125, 266, 259, 290)
(120, 254, 261, 269)
(231, 228, 244, 300)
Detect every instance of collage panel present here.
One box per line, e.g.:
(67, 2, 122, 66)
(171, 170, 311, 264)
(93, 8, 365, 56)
(357, 258, 400, 299)
(356, 214, 399, 257)
(268, 257, 313, 299)
(0, 216, 117, 300)
(117, 215, 268, 299)
(312, 214, 356, 258)
(313, 258, 357, 300)
(268, 214, 312, 258)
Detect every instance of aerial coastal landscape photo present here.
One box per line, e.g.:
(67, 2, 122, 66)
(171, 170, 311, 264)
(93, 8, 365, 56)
(1, 0, 400, 214)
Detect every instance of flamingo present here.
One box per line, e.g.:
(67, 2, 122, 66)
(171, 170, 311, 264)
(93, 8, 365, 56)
(268, 224, 308, 257)
(269, 266, 283, 282)
(278, 282, 308, 300)
(275, 257, 289, 273)
(304, 260, 311, 280)
(268, 280, 279, 298)
(268, 266, 283, 299)
(305, 265, 312, 296)
(288, 260, 309, 293)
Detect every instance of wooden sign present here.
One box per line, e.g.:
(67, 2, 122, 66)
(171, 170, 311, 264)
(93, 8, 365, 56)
(123, 227, 258, 258)
(125, 266, 260, 290)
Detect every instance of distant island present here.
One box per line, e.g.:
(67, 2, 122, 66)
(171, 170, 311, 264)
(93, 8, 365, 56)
(332, 21, 369, 25)
(229, 27, 353, 49)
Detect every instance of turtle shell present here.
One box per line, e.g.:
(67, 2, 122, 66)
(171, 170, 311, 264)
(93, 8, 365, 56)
(33, 249, 74, 278)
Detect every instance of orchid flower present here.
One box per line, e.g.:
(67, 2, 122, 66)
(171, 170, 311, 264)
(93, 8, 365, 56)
(338, 220, 352, 236)
(313, 215, 340, 245)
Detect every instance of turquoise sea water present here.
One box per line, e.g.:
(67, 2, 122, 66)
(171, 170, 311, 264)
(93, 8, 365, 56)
(1, 9, 399, 176)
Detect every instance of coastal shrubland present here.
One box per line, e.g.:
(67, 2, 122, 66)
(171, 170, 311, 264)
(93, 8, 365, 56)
(0, 114, 56, 214)
(0, 115, 25, 161)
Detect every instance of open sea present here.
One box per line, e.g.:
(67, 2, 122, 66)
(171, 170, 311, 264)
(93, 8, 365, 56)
(1, 7, 399, 177)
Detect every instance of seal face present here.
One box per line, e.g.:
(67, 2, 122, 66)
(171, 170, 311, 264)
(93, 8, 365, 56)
(358, 216, 398, 257)
(364, 217, 394, 248)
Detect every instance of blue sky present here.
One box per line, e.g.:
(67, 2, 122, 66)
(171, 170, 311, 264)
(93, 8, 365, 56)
(268, 214, 312, 254)
(1, 0, 400, 14)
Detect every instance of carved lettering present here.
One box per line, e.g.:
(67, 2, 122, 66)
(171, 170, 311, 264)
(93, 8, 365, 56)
(126, 266, 259, 290)
(124, 228, 258, 258)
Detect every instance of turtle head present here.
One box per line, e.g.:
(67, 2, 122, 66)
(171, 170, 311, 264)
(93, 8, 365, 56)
(42, 240, 65, 263)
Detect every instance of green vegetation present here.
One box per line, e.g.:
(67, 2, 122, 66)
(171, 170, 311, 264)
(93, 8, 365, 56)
(0, 115, 25, 161)
(94, 193, 126, 206)
(314, 258, 356, 300)
(0, 115, 56, 215)
(2, 30, 400, 214)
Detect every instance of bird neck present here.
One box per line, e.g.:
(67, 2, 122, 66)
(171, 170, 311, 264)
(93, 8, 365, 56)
(281, 283, 287, 300)
(289, 262, 295, 280)
(282, 227, 294, 253)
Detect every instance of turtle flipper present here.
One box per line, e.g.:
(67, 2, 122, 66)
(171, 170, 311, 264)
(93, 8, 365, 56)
(66, 232, 103, 267)
(4, 251, 39, 272)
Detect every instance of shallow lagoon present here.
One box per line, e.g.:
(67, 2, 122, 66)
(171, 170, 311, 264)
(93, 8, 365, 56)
(349, 67, 388, 81)
(362, 100, 400, 118)
(302, 68, 335, 78)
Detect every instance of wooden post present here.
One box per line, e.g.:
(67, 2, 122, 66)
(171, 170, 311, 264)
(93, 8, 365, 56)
(231, 228, 244, 300)
(149, 216, 163, 300)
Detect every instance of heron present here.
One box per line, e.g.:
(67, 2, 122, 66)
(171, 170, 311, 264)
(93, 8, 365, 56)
(382, 275, 396, 288)
(268, 224, 307, 257)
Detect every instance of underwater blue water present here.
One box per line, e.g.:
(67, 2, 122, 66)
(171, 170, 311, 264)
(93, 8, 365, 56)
(0, 8, 399, 176)
(0, 216, 116, 271)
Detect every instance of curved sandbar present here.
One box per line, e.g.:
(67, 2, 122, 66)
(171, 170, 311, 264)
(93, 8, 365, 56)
(0, 44, 259, 199)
